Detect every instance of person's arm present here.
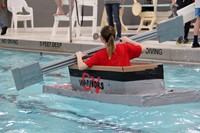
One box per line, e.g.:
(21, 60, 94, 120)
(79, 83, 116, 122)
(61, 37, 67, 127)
(120, 36, 147, 52)
(75, 51, 88, 70)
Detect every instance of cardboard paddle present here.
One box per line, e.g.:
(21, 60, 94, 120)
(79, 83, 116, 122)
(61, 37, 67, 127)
(12, 16, 184, 91)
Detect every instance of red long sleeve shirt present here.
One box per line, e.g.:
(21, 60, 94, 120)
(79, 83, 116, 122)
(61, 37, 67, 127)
(85, 43, 142, 67)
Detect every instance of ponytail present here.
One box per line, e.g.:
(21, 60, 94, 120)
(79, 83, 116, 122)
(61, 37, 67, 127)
(100, 26, 116, 60)
(107, 34, 115, 59)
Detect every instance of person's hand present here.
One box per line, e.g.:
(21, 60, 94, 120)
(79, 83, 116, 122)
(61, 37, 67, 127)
(120, 36, 132, 43)
(75, 51, 83, 58)
(120, 36, 141, 46)
(75, 51, 88, 58)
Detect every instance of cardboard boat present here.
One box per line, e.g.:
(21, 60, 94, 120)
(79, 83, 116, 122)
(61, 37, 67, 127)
(43, 62, 200, 107)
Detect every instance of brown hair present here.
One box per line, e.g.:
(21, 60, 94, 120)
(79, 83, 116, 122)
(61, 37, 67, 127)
(100, 26, 116, 60)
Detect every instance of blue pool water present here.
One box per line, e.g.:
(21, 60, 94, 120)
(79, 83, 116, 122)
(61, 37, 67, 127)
(0, 49, 200, 133)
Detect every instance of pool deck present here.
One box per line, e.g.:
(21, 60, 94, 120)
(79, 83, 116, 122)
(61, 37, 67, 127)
(0, 27, 200, 64)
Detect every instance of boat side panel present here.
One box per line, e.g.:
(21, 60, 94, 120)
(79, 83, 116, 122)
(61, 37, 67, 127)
(70, 76, 165, 95)
(43, 85, 144, 106)
(142, 90, 200, 107)
(124, 79, 165, 95)
(43, 85, 200, 107)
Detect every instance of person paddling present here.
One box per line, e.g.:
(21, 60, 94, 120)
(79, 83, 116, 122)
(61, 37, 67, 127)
(75, 25, 146, 70)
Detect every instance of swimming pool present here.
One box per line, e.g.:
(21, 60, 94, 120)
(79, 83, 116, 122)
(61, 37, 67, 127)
(0, 49, 200, 133)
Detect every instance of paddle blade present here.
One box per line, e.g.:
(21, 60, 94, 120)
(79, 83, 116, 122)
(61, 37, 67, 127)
(157, 15, 184, 43)
(12, 62, 44, 91)
(177, 3, 195, 24)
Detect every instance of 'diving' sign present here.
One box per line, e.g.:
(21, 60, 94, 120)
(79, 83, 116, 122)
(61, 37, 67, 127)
(68, 62, 165, 95)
